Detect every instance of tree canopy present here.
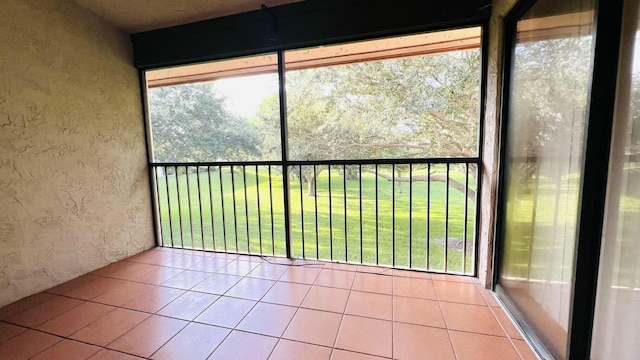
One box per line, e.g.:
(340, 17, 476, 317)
(255, 50, 481, 162)
(148, 82, 260, 162)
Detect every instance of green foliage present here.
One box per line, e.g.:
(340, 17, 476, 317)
(255, 50, 481, 162)
(148, 82, 260, 162)
(251, 50, 482, 196)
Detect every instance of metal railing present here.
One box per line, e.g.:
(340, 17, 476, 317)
(151, 158, 480, 274)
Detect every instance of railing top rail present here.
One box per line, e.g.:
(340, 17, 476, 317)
(150, 157, 481, 167)
(152, 160, 284, 167)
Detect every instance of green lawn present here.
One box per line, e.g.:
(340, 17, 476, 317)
(154, 165, 477, 273)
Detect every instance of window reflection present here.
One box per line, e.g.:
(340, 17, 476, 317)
(498, 1, 595, 359)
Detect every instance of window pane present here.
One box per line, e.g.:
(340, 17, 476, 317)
(283, 28, 481, 161)
(146, 54, 280, 162)
(497, 1, 595, 359)
(592, 0, 640, 358)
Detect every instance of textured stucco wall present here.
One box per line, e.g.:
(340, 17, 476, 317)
(0, 0, 154, 307)
(478, 0, 520, 287)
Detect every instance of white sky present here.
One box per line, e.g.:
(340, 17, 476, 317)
(212, 73, 278, 118)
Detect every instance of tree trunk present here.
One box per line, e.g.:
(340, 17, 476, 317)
(307, 176, 317, 197)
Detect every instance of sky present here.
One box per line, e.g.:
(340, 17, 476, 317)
(212, 73, 279, 118)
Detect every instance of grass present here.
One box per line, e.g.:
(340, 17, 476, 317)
(155, 165, 477, 273)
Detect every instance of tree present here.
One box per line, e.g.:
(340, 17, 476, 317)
(256, 49, 482, 197)
(148, 82, 260, 162)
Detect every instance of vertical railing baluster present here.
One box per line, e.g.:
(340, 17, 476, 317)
(164, 166, 175, 247)
(329, 165, 333, 261)
(162, 166, 174, 247)
(243, 166, 250, 254)
(219, 166, 228, 252)
(230, 166, 239, 252)
(162, 167, 174, 247)
(299, 166, 305, 259)
(175, 166, 184, 248)
(255, 165, 263, 255)
(392, 164, 396, 267)
(359, 164, 363, 264)
(444, 163, 450, 272)
(426, 163, 431, 270)
(314, 165, 319, 259)
(463, 163, 469, 273)
(472, 161, 481, 275)
(409, 164, 413, 268)
(154, 167, 164, 246)
(208, 166, 216, 251)
(375, 165, 379, 265)
(185, 166, 195, 248)
(150, 165, 164, 246)
(268, 166, 275, 255)
(196, 167, 205, 250)
(343, 165, 348, 262)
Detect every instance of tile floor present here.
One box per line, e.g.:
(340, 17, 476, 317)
(0, 248, 539, 360)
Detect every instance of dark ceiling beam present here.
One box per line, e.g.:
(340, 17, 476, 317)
(131, 0, 491, 70)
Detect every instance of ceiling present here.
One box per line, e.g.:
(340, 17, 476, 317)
(74, 0, 303, 33)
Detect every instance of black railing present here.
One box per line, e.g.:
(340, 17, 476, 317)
(150, 158, 480, 274)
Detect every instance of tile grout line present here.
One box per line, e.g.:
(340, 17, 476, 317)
(488, 305, 531, 360)
(45, 255, 257, 359)
(154, 259, 273, 359)
(15, 331, 64, 360)
(0, 320, 30, 345)
(49, 256, 260, 315)
(196, 259, 293, 359)
(391, 269, 395, 360)
(328, 266, 365, 359)
(2, 318, 151, 360)
(100, 310, 184, 358)
(1, 297, 89, 333)
(434, 278, 461, 360)
(263, 264, 322, 359)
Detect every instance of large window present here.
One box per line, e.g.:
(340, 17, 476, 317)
(144, 27, 483, 274)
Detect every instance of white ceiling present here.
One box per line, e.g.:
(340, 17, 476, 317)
(74, 0, 303, 33)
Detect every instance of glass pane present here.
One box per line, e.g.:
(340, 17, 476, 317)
(146, 54, 280, 162)
(498, 1, 595, 359)
(592, 0, 640, 358)
(283, 28, 482, 161)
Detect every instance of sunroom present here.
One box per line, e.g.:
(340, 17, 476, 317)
(1, 0, 637, 359)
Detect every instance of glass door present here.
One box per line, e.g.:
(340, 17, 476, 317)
(591, 0, 640, 358)
(496, 0, 596, 358)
